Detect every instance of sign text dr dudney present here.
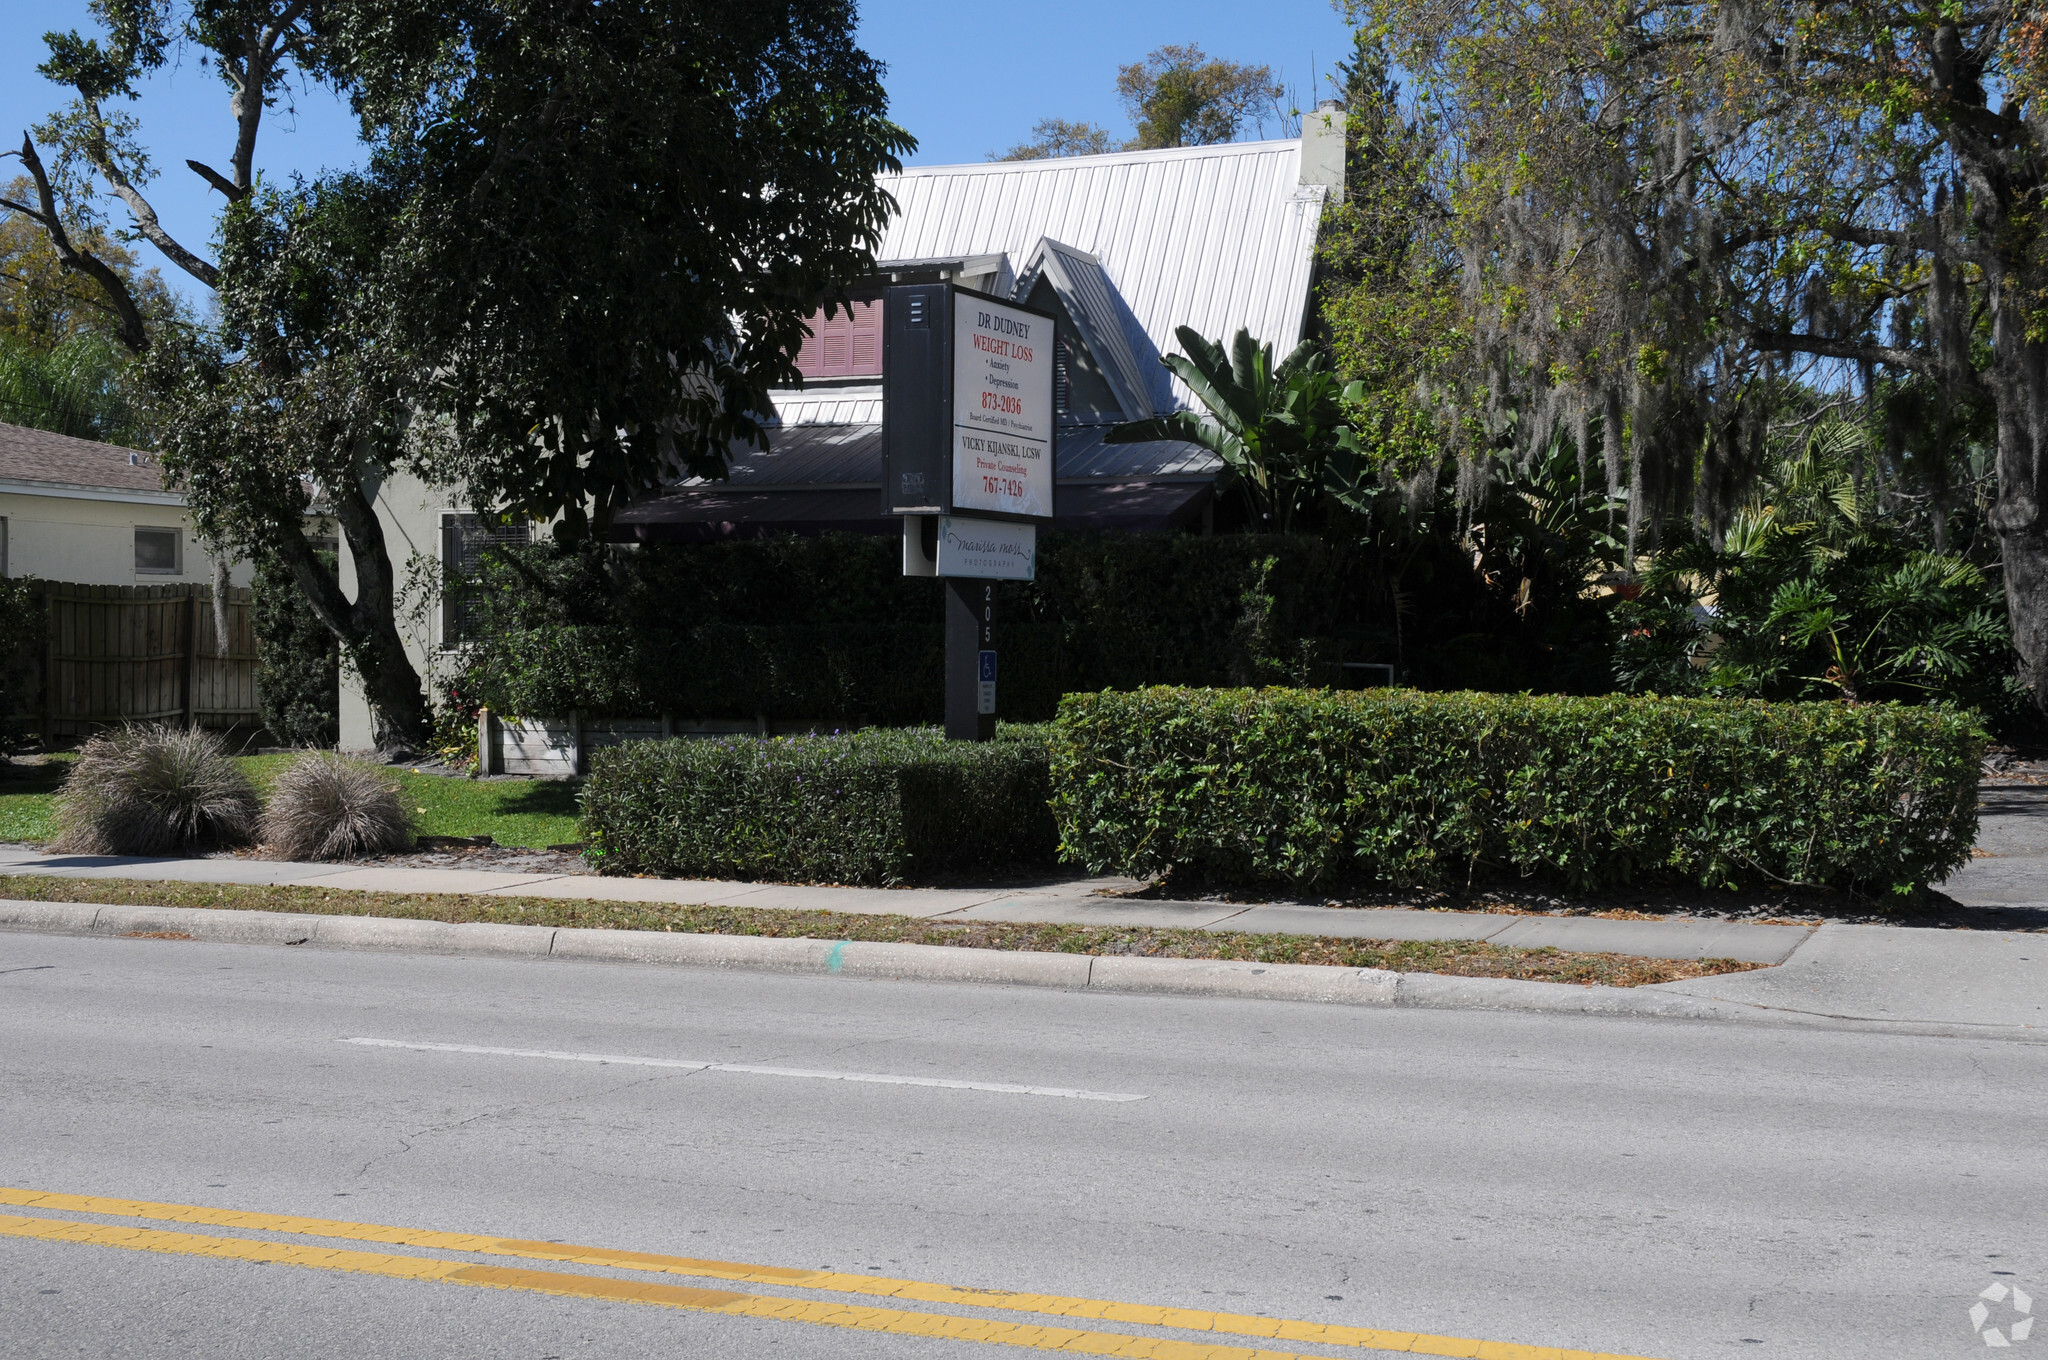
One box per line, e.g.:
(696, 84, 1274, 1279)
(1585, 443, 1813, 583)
(952, 295, 1054, 520)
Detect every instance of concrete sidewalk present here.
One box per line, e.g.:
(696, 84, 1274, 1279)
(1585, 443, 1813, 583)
(0, 843, 1812, 965)
(1937, 783, 2048, 909)
(4, 783, 2045, 1037)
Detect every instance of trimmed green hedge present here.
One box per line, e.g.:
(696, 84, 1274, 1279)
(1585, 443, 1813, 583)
(1050, 688, 1984, 896)
(581, 725, 1057, 886)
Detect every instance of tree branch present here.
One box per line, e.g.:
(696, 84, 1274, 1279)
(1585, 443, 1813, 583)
(1745, 329, 1969, 385)
(91, 129, 220, 288)
(5, 133, 151, 352)
(229, 0, 315, 192)
(185, 158, 246, 202)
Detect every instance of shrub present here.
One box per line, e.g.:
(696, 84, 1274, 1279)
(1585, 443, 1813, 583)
(252, 552, 339, 747)
(0, 576, 43, 755)
(53, 724, 262, 856)
(581, 725, 1057, 886)
(433, 677, 485, 766)
(1050, 687, 1984, 897)
(260, 752, 415, 860)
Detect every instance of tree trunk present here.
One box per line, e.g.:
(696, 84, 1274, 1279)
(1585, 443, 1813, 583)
(1980, 172, 2048, 720)
(1989, 362, 2048, 715)
(1996, 513, 2048, 714)
(272, 477, 429, 751)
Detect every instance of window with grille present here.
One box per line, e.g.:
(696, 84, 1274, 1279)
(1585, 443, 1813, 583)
(794, 300, 882, 378)
(441, 513, 530, 647)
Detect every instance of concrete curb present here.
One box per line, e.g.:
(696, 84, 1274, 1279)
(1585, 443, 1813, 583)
(2, 898, 2038, 1040)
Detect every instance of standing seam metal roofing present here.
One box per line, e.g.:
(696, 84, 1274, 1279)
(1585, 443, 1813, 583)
(876, 140, 1325, 411)
(1016, 239, 1159, 420)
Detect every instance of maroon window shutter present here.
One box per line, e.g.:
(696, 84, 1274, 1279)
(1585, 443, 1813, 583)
(849, 302, 882, 374)
(794, 301, 883, 379)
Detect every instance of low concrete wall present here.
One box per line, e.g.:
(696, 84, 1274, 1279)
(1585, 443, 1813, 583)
(475, 710, 833, 776)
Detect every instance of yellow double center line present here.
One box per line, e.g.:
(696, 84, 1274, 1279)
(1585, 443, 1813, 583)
(0, 1187, 1662, 1360)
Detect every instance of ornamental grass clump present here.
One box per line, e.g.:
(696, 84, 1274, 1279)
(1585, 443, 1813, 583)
(260, 751, 415, 861)
(53, 724, 262, 856)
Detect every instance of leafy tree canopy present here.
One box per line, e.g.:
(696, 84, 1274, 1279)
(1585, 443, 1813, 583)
(16, 0, 912, 748)
(329, 0, 912, 545)
(994, 119, 1122, 162)
(1339, 0, 2048, 713)
(1117, 44, 1283, 149)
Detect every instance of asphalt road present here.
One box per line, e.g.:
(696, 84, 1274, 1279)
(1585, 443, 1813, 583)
(1, 932, 2041, 1360)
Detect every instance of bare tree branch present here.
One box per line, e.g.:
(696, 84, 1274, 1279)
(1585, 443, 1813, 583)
(84, 113, 220, 288)
(185, 158, 245, 202)
(4, 133, 151, 352)
(1745, 328, 1965, 384)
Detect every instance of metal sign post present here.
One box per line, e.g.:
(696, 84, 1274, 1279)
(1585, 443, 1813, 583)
(945, 579, 997, 740)
(883, 282, 1057, 740)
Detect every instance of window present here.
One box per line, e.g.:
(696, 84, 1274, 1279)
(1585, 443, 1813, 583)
(134, 526, 181, 575)
(794, 300, 882, 379)
(441, 513, 531, 647)
(0, 517, 8, 577)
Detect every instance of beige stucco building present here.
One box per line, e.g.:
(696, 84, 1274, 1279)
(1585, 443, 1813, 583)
(336, 468, 511, 751)
(0, 421, 249, 588)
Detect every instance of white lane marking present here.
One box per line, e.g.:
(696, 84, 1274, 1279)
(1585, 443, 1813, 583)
(340, 1038, 1146, 1101)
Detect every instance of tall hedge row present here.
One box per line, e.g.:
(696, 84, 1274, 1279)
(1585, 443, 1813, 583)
(457, 530, 1610, 724)
(1050, 687, 1984, 896)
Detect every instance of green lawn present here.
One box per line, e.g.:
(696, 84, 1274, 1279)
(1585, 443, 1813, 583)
(0, 753, 583, 849)
(0, 758, 67, 843)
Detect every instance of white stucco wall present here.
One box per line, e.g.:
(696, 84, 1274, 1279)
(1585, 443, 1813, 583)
(0, 487, 251, 587)
(337, 468, 465, 752)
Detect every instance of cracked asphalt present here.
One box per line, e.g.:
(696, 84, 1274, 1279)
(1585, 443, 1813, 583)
(1, 930, 2043, 1359)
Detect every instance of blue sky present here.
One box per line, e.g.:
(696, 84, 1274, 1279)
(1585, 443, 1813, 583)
(1, 1, 1357, 306)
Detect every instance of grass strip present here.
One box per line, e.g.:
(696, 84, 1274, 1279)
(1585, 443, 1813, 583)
(1, 755, 582, 850)
(0, 873, 1762, 988)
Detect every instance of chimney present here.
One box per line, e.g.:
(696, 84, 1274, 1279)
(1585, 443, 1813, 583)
(1298, 98, 1346, 203)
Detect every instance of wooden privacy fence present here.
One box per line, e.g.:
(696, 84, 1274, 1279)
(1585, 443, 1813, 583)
(30, 582, 262, 740)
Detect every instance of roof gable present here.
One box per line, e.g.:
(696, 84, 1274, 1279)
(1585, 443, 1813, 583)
(1016, 238, 1160, 420)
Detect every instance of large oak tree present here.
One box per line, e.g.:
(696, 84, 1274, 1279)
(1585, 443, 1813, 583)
(8, 0, 908, 748)
(1347, 0, 2048, 711)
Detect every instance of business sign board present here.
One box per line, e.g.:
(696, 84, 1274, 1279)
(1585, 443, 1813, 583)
(952, 293, 1055, 519)
(934, 514, 1036, 580)
(883, 283, 1057, 525)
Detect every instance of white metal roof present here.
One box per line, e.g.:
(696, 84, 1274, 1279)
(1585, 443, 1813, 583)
(876, 140, 1327, 412)
(769, 386, 882, 427)
(1015, 238, 1158, 419)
